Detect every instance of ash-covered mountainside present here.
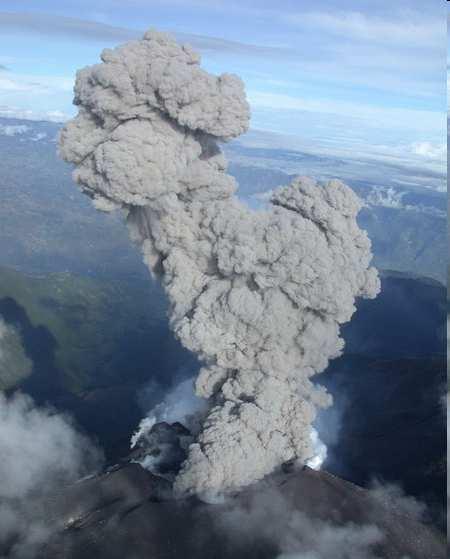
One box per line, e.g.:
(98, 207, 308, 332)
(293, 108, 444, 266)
(36, 461, 445, 559)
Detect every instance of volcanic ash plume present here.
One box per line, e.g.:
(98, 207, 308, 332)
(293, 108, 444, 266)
(59, 29, 380, 497)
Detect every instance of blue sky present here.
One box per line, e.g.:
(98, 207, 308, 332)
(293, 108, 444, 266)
(0, 1, 446, 183)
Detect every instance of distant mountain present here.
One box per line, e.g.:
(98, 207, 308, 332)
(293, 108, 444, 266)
(0, 117, 147, 280)
(0, 117, 446, 283)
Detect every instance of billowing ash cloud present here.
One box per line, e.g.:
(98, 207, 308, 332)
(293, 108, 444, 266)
(59, 29, 379, 497)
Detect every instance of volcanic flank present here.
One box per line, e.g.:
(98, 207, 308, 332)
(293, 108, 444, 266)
(59, 29, 380, 498)
(38, 461, 445, 559)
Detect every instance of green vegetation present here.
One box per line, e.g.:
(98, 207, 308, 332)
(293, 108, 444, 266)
(0, 265, 170, 395)
(0, 265, 198, 459)
(0, 319, 32, 390)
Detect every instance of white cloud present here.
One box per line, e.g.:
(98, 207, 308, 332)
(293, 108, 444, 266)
(286, 11, 444, 49)
(0, 105, 71, 122)
(0, 76, 31, 92)
(0, 123, 49, 141)
(247, 90, 443, 132)
(0, 12, 288, 58)
(30, 132, 47, 141)
(364, 186, 445, 216)
(0, 123, 30, 136)
(0, 55, 16, 65)
(0, 393, 101, 500)
(0, 73, 74, 94)
(0, 391, 102, 557)
(365, 187, 405, 210)
(411, 141, 446, 159)
(233, 127, 445, 194)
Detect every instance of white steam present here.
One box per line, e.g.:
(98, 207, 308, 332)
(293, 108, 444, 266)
(0, 393, 100, 498)
(218, 486, 383, 559)
(131, 376, 208, 447)
(59, 29, 379, 497)
(216, 476, 431, 559)
(0, 314, 102, 557)
(0, 392, 102, 558)
(306, 428, 327, 471)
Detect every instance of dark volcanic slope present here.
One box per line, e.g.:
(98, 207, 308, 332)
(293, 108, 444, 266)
(40, 464, 445, 559)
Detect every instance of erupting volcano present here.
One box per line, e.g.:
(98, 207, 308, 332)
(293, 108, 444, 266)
(59, 29, 379, 499)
